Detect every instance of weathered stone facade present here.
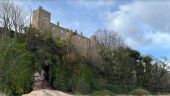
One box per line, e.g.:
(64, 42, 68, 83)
(32, 6, 102, 67)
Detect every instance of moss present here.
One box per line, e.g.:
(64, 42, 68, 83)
(55, 39, 67, 48)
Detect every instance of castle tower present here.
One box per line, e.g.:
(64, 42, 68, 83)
(90, 35, 97, 45)
(32, 6, 51, 31)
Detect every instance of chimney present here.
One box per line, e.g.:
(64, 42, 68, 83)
(90, 35, 97, 43)
(57, 22, 60, 26)
(39, 6, 43, 9)
(75, 30, 77, 34)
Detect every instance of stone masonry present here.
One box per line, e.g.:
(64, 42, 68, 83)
(32, 6, 102, 67)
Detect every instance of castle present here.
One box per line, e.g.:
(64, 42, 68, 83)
(32, 6, 101, 66)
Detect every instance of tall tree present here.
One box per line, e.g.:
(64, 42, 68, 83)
(0, 0, 30, 36)
(128, 49, 145, 86)
(95, 29, 124, 48)
(0, 0, 13, 35)
(95, 29, 135, 84)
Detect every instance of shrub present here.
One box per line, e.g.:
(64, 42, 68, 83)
(64, 53, 77, 64)
(0, 88, 10, 96)
(107, 84, 137, 94)
(106, 84, 124, 94)
(73, 64, 97, 94)
(0, 93, 7, 96)
(55, 39, 67, 48)
(131, 88, 150, 96)
(76, 64, 95, 82)
(74, 79, 91, 94)
(91, 78, 107, 91)
(91, 90, 116, 96)
(49, 61, 97, 94)
(49, 58, 76, 92)
(0, 37, 33, 95)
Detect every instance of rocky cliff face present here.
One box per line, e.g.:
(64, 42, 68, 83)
(22, 89, 73, 96)
(33, 69, 52, 90)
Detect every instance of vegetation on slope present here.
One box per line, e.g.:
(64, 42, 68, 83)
(0, 27, 169, 96)
(0, 36, 33, 95)
(0, 1, 170, 96)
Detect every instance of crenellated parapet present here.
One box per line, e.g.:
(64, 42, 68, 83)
(32, 6, 51, 31)
(32, 6, 101, 67)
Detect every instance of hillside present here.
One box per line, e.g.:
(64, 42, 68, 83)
(0, 27, 170, 96)
(0, 1, 170, 96)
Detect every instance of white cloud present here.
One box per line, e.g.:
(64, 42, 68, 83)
(120, 1, 170, 32)
(70, 0, 115, 8)
(106, 0, 170, 51)
(149, 32, 170, 48)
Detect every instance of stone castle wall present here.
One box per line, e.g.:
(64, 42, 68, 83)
(32, 6, 51, 31)
(32, 6, 102, 67)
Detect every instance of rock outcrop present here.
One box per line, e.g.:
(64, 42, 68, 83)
(22, 89, 73, 96)
(0, 93, 7, 96)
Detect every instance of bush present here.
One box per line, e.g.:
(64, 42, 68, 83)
(0, 93, 7, 96)
(108, 84, 138, 94)
(91, 90, 116, 96)
(49, 60, 66, 90)
(0, 88, 10, 96)
(49, 61, 97, 94)
(107, 84, 125, 94)
(77, 64, 96, 81)
(64, 53, 77, 65)
(91, 78, 108, 91)
(55, 39, 67, 48)
(74, 79, 91, 94)
(131, 88, 150, 96)
(49, 58, 77, 92)
(73, 64, 96, 94)
(0, 37, 34, 95)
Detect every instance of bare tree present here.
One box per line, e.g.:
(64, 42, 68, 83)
(0, 0, 30, 36)
(0, 0, 13, 34)
(11, 4, 23, 33)
(94, 29, 125, 48)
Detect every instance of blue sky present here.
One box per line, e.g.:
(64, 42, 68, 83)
(17, 0, 170, 60)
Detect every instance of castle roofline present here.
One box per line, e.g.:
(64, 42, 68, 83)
(32, 6, 96, 42)
(34, 5, 51, 15)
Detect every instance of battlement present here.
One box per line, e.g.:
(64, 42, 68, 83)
(32, 6, 51, 30)
(50, 20, 93, 42)
(32, 6, 101, 67)
(32, 6, 96, 43)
